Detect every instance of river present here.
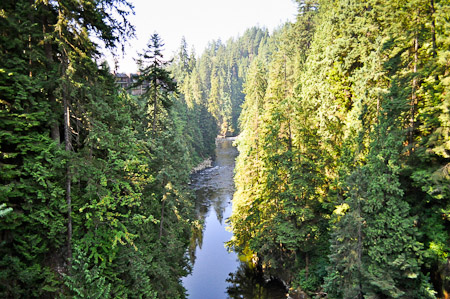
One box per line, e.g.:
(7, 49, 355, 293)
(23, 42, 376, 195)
(182, 137, 287, 299)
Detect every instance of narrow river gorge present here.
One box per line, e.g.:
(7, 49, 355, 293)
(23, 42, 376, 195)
(182, 138, 287, 299)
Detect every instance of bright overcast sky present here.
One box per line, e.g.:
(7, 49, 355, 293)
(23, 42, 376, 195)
(107, 0, 298, 73)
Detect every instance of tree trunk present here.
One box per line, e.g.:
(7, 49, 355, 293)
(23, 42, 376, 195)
(305, 252, 309, 280)
(159, 199, 166, 240)
(51, 124, 60, 143)
(63, 83, 72, 267)
(409, 29, 419, 153)
(430, 0, 437, 58)
(152, 79, 158, 134)
(42, 3, 60, 144)
(27, 0, 34, 77)
(376, 97, 380, 118)
(61, 41, 72, 267)
(357, 191, 363, 299)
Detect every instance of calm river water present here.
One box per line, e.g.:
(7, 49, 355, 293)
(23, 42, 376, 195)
(182, 138, 287, 299)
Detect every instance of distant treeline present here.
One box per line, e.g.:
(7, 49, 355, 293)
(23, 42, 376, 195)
(2, 0, 449, 298)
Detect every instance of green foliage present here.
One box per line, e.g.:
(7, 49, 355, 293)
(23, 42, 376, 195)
(2, 0, 449, 297)
(135, 33, 178, 135)
(64, 245, 112, 299)
(229, 0, 450, 297)
(0, 1, 212, 298)
(0, 204, 12, 218)
(228, 10, 329, 294)
(180, 27, 271, 137)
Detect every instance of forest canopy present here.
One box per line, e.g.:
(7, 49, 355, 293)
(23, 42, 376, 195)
(1, 0, 450, 298)
(228, 0, 450, 298)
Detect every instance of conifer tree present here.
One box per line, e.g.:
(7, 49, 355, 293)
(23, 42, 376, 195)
(135, 33, 178, 135)
(0, 1, 66, 295)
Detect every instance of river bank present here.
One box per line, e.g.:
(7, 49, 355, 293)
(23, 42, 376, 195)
(191, 157, 213, 174)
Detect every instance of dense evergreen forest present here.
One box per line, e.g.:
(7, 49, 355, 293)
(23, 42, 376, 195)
(1, 0, 450, 298)
(227, 0, 450, 298)
(0, 0, 268, 296)
(0, 0, 217, 297)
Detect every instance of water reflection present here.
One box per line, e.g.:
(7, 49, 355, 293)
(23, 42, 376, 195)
(226, 263, 287, 299)
(183, 138, 287, 299)
(183, 138, 239, 299)
(187, 139, 238, 265)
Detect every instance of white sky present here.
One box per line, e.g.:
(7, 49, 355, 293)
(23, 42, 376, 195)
(107, 0, 298, 73)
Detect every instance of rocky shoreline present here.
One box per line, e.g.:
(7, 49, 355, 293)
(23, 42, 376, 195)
(191, 157, 213, 174)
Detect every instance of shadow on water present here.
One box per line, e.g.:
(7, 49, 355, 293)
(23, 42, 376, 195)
(226, 263, 287, 299)
(184, 137, 287, 299)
